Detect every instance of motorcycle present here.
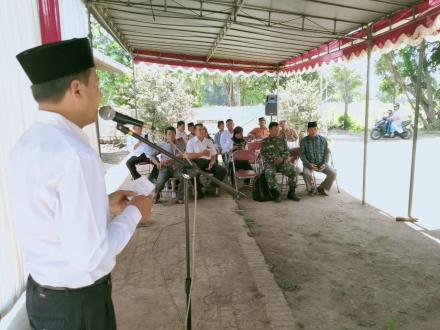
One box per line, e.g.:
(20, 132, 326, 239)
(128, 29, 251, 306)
(370, 118, 413, 140)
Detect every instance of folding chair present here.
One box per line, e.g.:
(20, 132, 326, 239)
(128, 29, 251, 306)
(308, 149, 340, 194)
(231, 150, 258, 194)
(247, 141, 262, 173)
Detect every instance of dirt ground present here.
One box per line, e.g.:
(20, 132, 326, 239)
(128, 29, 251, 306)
(239, 189, 440, 330)
(112, 196, 271, 330)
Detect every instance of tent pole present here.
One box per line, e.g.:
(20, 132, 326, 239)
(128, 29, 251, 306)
(361, 26, 372, 205)
(87, 6, 102, 158)
(131, 58, 139, 119)
(396, 40, 425, 222)
(274, 68, 280, 122)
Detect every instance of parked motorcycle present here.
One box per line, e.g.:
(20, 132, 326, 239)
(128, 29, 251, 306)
(370, 118, 413, 140)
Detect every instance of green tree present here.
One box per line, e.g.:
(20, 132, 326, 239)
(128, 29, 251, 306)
(327, 66, 363, 130)
(278, 75, 321, 133)
(91, 18, 134, 108)
(376, 42, 440, 128)
(136, 68, 195, 131)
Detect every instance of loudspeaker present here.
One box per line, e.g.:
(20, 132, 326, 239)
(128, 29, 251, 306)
(265, 95, 277, 116)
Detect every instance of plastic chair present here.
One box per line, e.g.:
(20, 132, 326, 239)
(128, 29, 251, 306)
(231, 150, 258, 194)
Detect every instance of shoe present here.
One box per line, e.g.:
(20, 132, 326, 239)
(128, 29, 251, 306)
(317, 187, 328, 196)
(154, 193, 161, 204)
(196, 190, 204, 199)
(271, 189, 281, 203)
(287, 189, 301, 201)
(308, 188, 316, 196)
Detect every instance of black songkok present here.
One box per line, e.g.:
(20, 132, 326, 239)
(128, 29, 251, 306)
(16, 38, 94, 85)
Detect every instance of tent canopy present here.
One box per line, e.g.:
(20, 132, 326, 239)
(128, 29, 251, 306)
(87, 0, 440, 74)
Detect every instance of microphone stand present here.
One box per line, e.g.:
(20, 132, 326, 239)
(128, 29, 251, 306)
(116, 124, 244, 330)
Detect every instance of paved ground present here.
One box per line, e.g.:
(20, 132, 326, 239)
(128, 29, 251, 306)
(112, 195, 290, 330)
(329, 134, 440, 233)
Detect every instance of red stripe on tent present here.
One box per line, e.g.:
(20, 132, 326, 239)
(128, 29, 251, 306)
(38, 0, 61, 44)
(133, 56, 276, 73)
(282, 3, 440, 73)
(134, 49, 275, 68)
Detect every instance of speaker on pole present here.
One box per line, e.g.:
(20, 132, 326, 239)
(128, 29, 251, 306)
(265, 95, 277, 116)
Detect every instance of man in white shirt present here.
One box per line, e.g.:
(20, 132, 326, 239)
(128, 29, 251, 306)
(220, 119, 235, 155)
(176, 120, 187, 142)
(186, 124, 226, 197)
(126, 124, 159, 182)
(10, 38, 152, 330)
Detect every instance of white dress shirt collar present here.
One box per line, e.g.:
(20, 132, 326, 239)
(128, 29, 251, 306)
(36, 110, 90, 145)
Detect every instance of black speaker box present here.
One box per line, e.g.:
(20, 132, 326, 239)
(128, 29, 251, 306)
(265, 95, 277, 116)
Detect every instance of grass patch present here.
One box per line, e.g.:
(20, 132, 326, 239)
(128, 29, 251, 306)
(295, 321, 305, 329)
(244, 217, 255, 226)
(387, 317, 397, 330)
(276, 279, 299, 291)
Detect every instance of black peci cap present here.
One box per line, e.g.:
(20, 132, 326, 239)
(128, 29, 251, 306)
(16, 38, 94, 85)
(307, 121, 318, 128)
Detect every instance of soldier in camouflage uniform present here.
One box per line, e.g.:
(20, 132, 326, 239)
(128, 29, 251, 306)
(260, 122, 300, 202)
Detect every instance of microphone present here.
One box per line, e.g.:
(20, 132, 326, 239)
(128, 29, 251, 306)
(99, 106, 144, 127)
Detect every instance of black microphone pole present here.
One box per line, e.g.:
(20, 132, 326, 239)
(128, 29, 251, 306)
(114, 124, 244, 330)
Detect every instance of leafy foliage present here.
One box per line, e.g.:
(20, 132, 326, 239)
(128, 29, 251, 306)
(91, 18, 134, 109)
(375, 42, 440, 128)
(278, 75, 321, 133)
(327, 66, 363, 129)
(136, 68, 195, 131)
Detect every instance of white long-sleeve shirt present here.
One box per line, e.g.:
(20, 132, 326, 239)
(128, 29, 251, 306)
(8, 110, 141, 288)
(127, 135, 154, 158)
(219, 130, 233, 154)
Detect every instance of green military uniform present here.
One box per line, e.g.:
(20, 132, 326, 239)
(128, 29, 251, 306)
(260, 136, 297, 192)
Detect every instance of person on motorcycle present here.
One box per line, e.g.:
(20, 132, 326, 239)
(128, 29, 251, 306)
(384, 109, 393, 136)
(385, 103, 403, 137)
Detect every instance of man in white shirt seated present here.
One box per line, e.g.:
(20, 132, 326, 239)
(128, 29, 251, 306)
(187, 122, 196, 140)
(10, 38, 152, 329)
(150, 126, 186, 204)
(220, 119, 235, 156)
(126, 125, 159, 182)
(186, 124, 227, 197)
(176, 120, 187, 143)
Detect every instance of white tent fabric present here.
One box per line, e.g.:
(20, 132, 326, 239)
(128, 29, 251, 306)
(0, 0, 40, 320)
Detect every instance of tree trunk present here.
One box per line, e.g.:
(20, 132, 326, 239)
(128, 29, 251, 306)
(384, 53, 434, 127)
(344, 101, 349, 129)
(344, 77, 349, 130)
(235, 76, 241, 106)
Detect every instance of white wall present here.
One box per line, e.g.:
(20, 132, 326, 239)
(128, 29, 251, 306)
(0, 0, 98, 322)
(59, 0, 100, 152)
(0, 0, 41, 319)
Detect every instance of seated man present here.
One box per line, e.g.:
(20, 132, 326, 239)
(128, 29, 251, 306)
(248, 117, 269, 140)
(150, 126, 186, 204)
(126, 124, 159, 181)
(176, 120, 187, 143)
(214, 120, 225, 163)
(384, 109, 393, 136)
(185, 123, 227, 197)
(220, 119, 235, 159)
(300, 121, 336, 196)
(279, 120, 299, 148)
(261, 122, 300, 202)
(187, 122, 196, 140)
